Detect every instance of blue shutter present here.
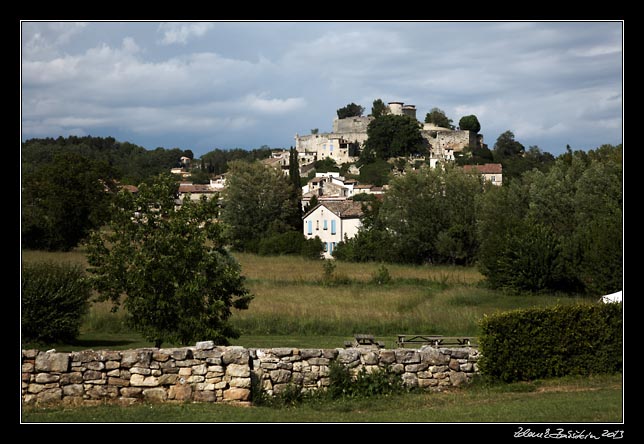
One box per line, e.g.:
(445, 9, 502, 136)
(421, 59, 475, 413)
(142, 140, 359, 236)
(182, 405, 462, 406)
(307, 220, 312, 235)
(331, 219, 336, 235)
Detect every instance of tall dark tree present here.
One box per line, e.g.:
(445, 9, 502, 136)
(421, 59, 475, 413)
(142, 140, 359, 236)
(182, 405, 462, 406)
(288, 147, 303, 230)
(221, 160, 299, 252)
(458, 115, 481, 133)
(362, 114, 425, 161)
(424, 108, 454, 129)
(22, 151, 116, 251)
(493, 130, 525, 159)
(337, 102, 365, 119)
(371, 98, 389, 119)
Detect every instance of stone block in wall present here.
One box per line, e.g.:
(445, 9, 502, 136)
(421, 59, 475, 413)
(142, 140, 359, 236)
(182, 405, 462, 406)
(322, 349, 339, 359)
(35, 352, 70, 372)
(120, 387, 143, 398)
(223, 388, 250, 402)
(337, 349, 361, 367)
(175, 359, 202, 367)
(226, 363, 250, 378)
(460, 363, 474, 372)
(143, 388, 167, 402)
(37, 388, 62, 403)
(62, 384, 84, 397)
(108, 377, 130, 387)
(229, 377, 251, 388)
(222, 346, 249, 365)
(419, 346, 450, 365)
(168, 384, 192, 401)
(121, 350, 153, 368)
(449, 371, 468, 387)
(194, 349, 223, 364)
(269, 369, 292, 384)
(448, 359, 461, 371)
(196, 340, 215, 350)
(395, 349, 420, 364)
(300, 349, 322, 359)
(130, 374, 158, 387)
(23, 349, 39, 359)
(379, 350, 396, 364)
(130, 366, 151, 375)
(83, 370, 105, 382)
(360, 351, 379, 365)
(402, 373, 418, 387)
(35, 373, 59, 384)
(404, 363, 429, 373)
(60, 372, 83, 384)
(418, 378, 439, 388)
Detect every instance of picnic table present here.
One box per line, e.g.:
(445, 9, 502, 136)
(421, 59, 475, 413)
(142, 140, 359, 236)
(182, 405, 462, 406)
(396, 334, 477, 348)
(344, 334, 386, 349)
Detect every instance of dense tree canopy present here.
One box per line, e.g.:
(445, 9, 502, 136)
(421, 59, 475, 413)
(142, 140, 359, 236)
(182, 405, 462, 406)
(86, 173, 252, 347)
(337, 102, 365, 119)
(22, 151, 117, 251)
(424, 108, 454, 129)
(220, 160, 300, 252)
(458, 115, 481, 133)
(371, 99, 389, 119)
(477, 144, 622, 294)
(362, 114, 426, 161)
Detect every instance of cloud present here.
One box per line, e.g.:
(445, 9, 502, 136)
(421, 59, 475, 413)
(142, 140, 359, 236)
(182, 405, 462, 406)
(158, 22, 214, 45)
(242, 94, 306, 114)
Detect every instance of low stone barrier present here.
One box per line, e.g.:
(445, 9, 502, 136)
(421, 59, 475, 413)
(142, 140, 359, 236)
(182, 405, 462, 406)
(21, 342, 480, 406)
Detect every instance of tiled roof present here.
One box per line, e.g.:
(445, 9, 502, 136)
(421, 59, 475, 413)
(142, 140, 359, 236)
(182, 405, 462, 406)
(463, 163, 502, 174)
(303, 200, 364, 219)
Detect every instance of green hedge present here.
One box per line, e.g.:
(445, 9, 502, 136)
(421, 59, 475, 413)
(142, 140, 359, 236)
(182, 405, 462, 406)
(478, 303, 622, 382)
(22, 261, 91, 344)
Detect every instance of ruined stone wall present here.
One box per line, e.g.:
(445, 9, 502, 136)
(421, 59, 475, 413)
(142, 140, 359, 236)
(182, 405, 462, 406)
(22, 343, 480, 406)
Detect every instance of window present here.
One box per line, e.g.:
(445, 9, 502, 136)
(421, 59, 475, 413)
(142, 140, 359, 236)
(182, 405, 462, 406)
(323, 243, 328, 252)
(331, 220, 336, 235)
(328, 242, 334, 254)
(316, 220, 319, 230)
(323, 219, 328, 230)
(307, 220, 312, 235)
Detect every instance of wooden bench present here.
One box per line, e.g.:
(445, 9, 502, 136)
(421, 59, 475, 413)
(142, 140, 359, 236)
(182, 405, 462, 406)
(396, 334, 477, 348)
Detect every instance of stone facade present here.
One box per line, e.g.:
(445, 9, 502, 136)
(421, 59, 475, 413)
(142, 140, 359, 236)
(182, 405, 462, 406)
(22, 343, 480, 406)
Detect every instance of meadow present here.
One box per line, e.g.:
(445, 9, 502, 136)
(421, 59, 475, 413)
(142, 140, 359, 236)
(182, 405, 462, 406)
(20, 249, 594, 350)
(20, 249, 622, 424)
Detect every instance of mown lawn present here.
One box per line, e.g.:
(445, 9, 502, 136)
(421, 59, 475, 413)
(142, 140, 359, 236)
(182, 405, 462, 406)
(21, 374, 622, 423)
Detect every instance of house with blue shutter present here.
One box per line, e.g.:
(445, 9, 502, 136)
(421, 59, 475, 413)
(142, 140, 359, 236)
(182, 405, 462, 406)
(302, 200, 364, 259)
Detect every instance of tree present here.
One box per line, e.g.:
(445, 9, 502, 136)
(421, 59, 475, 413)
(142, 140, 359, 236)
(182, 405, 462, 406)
(362, 114, 425, 160)
(458, 115, 481, 133)
(424, 108, 454, 129)
(493, 130, 525, 159)
(337, 102, 365, 119)
(378, 164, 483, 264)
(371, 98, 389, 119)
(86, 173, 252, 347)
(221, 160, 300, 251)
(288, 147, 303, 230)
(21, 151, 116, 251)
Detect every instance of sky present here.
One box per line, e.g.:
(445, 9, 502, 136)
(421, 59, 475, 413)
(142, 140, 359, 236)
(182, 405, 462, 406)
(21, 21, 623, 158)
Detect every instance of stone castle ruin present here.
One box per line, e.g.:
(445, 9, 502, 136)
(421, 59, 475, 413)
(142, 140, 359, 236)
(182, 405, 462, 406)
(295, 101, 484, 166)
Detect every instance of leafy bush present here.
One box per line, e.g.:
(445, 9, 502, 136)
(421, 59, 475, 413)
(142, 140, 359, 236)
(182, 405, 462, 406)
(257, 231, 323, 259)
(478, 303, 622, 382)
(370, 264, 392, 285)
(326, 361, 406, 399)
(22, 261, 91, 344)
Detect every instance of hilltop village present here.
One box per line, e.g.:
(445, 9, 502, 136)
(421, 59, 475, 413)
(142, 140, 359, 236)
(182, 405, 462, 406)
(171, 101, 502, 258)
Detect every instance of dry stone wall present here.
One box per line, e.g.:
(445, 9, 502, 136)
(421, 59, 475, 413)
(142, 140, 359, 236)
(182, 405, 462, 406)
(21, 342, 480, 406)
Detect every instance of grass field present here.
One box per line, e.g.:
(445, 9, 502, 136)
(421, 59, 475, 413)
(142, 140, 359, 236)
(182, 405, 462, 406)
(21, 248, 595, 350)
(20, 248, 622, 424)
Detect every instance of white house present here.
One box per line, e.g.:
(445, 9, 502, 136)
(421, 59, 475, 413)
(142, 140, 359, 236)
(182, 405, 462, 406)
(303, 200, 364, 259)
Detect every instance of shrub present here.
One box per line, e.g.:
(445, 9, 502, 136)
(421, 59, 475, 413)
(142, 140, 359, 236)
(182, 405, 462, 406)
(326, 361, 406, 399)
(370, 264, 392, 285)
(257, 231, 323, 259)
(478, 303, 622, 382)
(22, 261, 91, 344)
